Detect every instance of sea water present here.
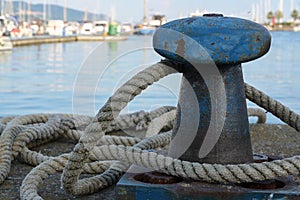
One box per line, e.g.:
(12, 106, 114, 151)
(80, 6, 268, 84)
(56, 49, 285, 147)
(0, 32, 300, 124)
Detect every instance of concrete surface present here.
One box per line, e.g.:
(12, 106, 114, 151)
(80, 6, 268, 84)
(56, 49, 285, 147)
(1, 123, 300, 199)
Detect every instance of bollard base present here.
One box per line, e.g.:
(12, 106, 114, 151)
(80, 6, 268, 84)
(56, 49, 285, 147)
(117, 165, 300, 200)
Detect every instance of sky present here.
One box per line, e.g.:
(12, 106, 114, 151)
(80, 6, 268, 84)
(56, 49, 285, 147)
(24, 0, 300, 23)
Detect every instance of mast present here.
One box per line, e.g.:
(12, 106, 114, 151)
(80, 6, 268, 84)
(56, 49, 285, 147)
(63, 0, 67, 22)
(27, 1, 31, 22)
(1, 0, 5, 16)
(18, 1, 22, 22)
(6, 0, 14, 16)
(43, 0, 46, 22)
(143, 0, 147, 23)
(83, 7, 88, 21)
(110, 6, 115, 22)
(48, 2, 51, 20)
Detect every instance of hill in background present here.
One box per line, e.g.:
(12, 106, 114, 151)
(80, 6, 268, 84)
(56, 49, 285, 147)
(1, 1, 107, 22)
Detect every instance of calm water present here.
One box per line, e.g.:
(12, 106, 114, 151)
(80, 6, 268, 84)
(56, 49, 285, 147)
(0, 32, 300, 124)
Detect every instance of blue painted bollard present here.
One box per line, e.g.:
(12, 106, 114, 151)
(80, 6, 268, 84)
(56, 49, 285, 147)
(153, 14, 271, 164)
(117, 16, 300, 200)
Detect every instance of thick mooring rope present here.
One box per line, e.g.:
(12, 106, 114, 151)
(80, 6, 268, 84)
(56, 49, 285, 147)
(0, 60, 299, 199)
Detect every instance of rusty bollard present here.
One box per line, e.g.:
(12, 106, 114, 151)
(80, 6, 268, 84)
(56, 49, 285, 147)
(153, 14, 271, 164)
(116, 15, 300, 200)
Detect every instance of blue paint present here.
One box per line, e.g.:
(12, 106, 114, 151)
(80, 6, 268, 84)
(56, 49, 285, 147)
(153, 16, 271, 65)
(117, 171, 298, 200)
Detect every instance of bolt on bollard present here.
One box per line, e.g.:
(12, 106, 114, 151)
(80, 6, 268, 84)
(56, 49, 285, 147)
(153, 14, 271, 164)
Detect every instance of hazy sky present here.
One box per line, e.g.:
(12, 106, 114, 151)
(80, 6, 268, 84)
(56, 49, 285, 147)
(25, 0, 300, 22)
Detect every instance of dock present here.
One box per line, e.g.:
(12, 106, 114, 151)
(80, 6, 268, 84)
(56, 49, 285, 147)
(11, 35, 127, 47)
(1, 123, 300, 199)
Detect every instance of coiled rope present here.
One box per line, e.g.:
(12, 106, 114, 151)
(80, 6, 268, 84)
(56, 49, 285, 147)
(0, 60, 299, 199)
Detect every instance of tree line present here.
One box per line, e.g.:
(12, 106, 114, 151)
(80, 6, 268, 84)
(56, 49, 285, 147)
(267, 9, 299, 23)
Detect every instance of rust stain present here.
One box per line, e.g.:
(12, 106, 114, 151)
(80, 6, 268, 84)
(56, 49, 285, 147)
(164, 41, 169, 50)
(256, 35, 261, 42)
(134, 172, 182, 184)
(185, 18, 197, 24)
(175, 38, 186, 57)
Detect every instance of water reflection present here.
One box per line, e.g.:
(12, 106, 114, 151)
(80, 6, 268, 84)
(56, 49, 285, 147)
(72, 36, 179, 115)
(244, 31, 300, 123)
(0, 42, 98, 115)
(108, 41, 118, 51)
(0, 33, 299, 124)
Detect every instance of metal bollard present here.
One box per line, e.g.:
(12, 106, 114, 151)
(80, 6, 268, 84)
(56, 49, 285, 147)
(116, 16, 300, 200)
(153, 14, 271, 164)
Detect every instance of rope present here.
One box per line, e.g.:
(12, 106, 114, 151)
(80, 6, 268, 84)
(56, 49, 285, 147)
(245, 83, 300, 131)
(0, 60, 299, 199)
(60, 61, 178, 196)
(247, 107, 266, 123)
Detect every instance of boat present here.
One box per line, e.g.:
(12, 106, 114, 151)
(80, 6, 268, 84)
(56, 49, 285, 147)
(46, 20, 65, 36)
(120, 23, 133, 35)
(134, 24, 156, 35)
(80, 22, 94, 35)
(134, 14, 166, 35)
(0, 15, 14, 51)
(64, 21, 80, 36)
(93, 20, 109, 35)
(189, 9, 205, 17)
(0, 15, 17, 36)
(134, 0, 166, 35)
(0, 36, 13, 51)
(294, 25, 300, 32)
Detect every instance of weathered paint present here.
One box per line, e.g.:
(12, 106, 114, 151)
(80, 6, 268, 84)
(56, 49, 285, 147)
(160, 15, 261, 165)
(153, 16, 271, 65)
(116, 15, 275, 199)
(168, 64, 253, 164)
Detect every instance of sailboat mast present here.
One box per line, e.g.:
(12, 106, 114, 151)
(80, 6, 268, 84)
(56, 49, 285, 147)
(1, 0, 5, 16)
(63, 0, 67, 22)
(143, 0, 147, 23)
(18, 1, 22, 21)
(43, 0, 46, 21)
(48, 2, 51, 20)
(27, 1, 31, 22)
(83, 7, 88, 21)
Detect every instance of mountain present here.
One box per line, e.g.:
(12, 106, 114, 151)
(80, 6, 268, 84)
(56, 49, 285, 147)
(1, 1, 106, 22)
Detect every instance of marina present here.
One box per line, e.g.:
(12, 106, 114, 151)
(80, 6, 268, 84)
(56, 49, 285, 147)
(1, 0, 300, 199)
(0, 0, 300, 51)
(1, 30, 300, 199)
(10, 35, 127, 46)
(1, 32, 300, 123)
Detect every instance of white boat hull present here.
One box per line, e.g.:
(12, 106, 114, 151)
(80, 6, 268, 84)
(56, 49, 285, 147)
(0, 36, 13, 51)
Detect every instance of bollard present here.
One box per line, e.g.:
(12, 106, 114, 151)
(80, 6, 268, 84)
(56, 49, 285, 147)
(116, 15, 300, 200)
(152, 14, 271, 164)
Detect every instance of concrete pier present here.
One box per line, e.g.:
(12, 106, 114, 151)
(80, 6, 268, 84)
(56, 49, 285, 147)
(1, 123, 300, 199)
(11, 35, 127, 47)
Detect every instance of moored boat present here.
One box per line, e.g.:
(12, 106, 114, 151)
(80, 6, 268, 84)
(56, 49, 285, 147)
(294, 25, 300, 32)
(0, 36, 13, 51)
(134, 14, 166, 35)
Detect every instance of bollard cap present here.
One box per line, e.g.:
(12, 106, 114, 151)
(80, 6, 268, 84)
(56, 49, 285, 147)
(153, 15, 271, 66)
